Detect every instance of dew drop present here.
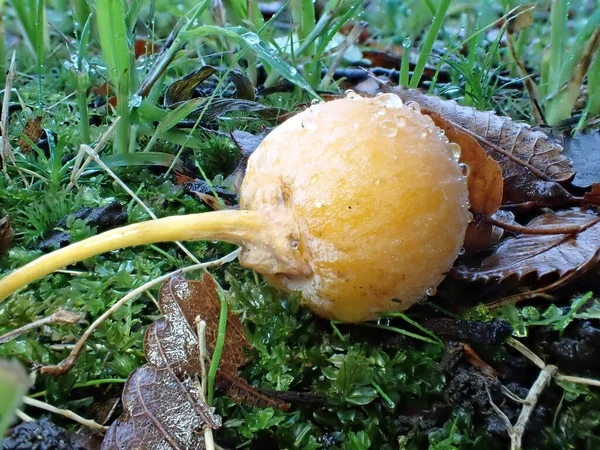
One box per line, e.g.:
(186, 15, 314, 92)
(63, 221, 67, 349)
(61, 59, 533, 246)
(402, 37, 412, 48)
(377, 317, 391, 326)
(344, 89, 359, 100)
(311, 98, 320, 106)
(459, 163, 470, 177)
(289, 67, 298, 75)
(376, 108, 386, 116)
(466, 211, 474, 223)
(394, 115, 407, 127)
(241, 32, 260, 45)
(459, 247, 466, 256)
(425, 286, 437, 296)
(379, 120, 397, 137)
(447, 142, 461, 160)
(405, 101, 421, 112)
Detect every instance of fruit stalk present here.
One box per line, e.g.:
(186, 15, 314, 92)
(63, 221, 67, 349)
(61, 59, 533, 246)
(0, 210, 292, 303)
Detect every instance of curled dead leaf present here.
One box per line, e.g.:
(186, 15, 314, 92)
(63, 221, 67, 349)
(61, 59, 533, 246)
(424, 109, 503, 216)
(455, 209, 600, 283)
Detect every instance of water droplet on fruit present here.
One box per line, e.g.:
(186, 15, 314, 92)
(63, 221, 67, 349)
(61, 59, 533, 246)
(426, 286, 437, 296)
(447, 142, 461, 160)
(405, 101, 421, 112)
(395, 115, 407, 127)
(344, 89, 359, 100)
(380, 120, 397, 137)
(459, 163, 470, 177)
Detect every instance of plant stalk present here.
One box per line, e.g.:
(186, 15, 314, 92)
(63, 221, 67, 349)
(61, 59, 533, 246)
(0, 210, 272, 303)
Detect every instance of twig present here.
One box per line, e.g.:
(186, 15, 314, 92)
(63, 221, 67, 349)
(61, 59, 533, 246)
(39, 249, 240, 376)
(82, 145, 201, 264)
(15, 409, 34, 422)
(555, 374, 600, 388)
(67, 118, 120, 191)
(196, 318, 215, 450)
(506, 338, 545, 369)
(0, 310, 82, 344)
(1, 52, 28, 186)
(484, 215, 600, 235)
(22, 396, 108, 432)
(511, 365, 557, 450)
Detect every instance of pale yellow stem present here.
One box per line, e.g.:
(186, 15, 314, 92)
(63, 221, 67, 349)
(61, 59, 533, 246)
(0, 210, 269, 303)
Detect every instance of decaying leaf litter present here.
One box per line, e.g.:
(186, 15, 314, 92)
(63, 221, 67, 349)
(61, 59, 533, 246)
(2, 1, 600, 449)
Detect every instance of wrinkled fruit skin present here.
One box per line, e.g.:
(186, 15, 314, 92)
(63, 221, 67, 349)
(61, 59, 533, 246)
(240, 94, 470, 322)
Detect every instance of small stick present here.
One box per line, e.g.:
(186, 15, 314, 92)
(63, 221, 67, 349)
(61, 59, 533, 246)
(39, 249, 239, 376)
(555, 374, 600, 388)
(484, 215, 600, 235)
(67, 118, 120, 191)
(511, 365, 557, 449)
(22, 396, 108, 432)
(15, 409, 34, 422)
(82, 145, 201, 264)
(196, 318, 215, 450)
(0, 310, 82, 344)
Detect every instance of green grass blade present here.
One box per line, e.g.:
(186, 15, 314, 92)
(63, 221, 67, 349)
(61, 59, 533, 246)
(96, 0, 130, 87)
(207, 288, 228, 406)
(0, 361, 30, 446)
(409, 0, 452, 88)
(182, 25, 319, 98)
(547, 0, 567, 94)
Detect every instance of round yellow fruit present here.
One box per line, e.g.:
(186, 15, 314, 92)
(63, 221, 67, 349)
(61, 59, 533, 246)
(239, 93, 470, 322)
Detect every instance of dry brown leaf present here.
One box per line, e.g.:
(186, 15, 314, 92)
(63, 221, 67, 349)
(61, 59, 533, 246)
(455, 209, 600, 283)
(145, 273, 288, 410)
(425, 109, 503, 216)
(394, 87, 573, 180)
(391, 87, 574, 206)
(101, 365, 220, 450)
(462, 211, 513, 256)
(0, 216, 15, 256)
(18, 116, 43, 153)
(583, 184, 600, 206)
(103, 273, 288, 449)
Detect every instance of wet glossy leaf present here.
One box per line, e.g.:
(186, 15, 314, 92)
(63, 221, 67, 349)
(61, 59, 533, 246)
(392, 87, 574, 206)
(18, 116, 43, 153)
(455, 209, 600, 282)
(0, 216, 15, 256)
(145, 273, 288, 409)
(164, 65, 255, 105)
(101, 365, 221, 450)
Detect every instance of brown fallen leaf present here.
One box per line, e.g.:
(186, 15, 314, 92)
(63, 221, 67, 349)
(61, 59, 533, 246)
(393, 87, 573, 181)
(462, 211, 513, 256)
(584, 184, 600, 206)
(101, 365, 220, 450)
(0, 216, 15, 256)
(103, 273, 287, 449)
(18, 116, 44, 153)
(455, 209, 600, 283)
(164, 65, 256, 106)
(425, 109, 503, 216)
(388, 87, 575, 206)
(145, 273, 288, 410)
